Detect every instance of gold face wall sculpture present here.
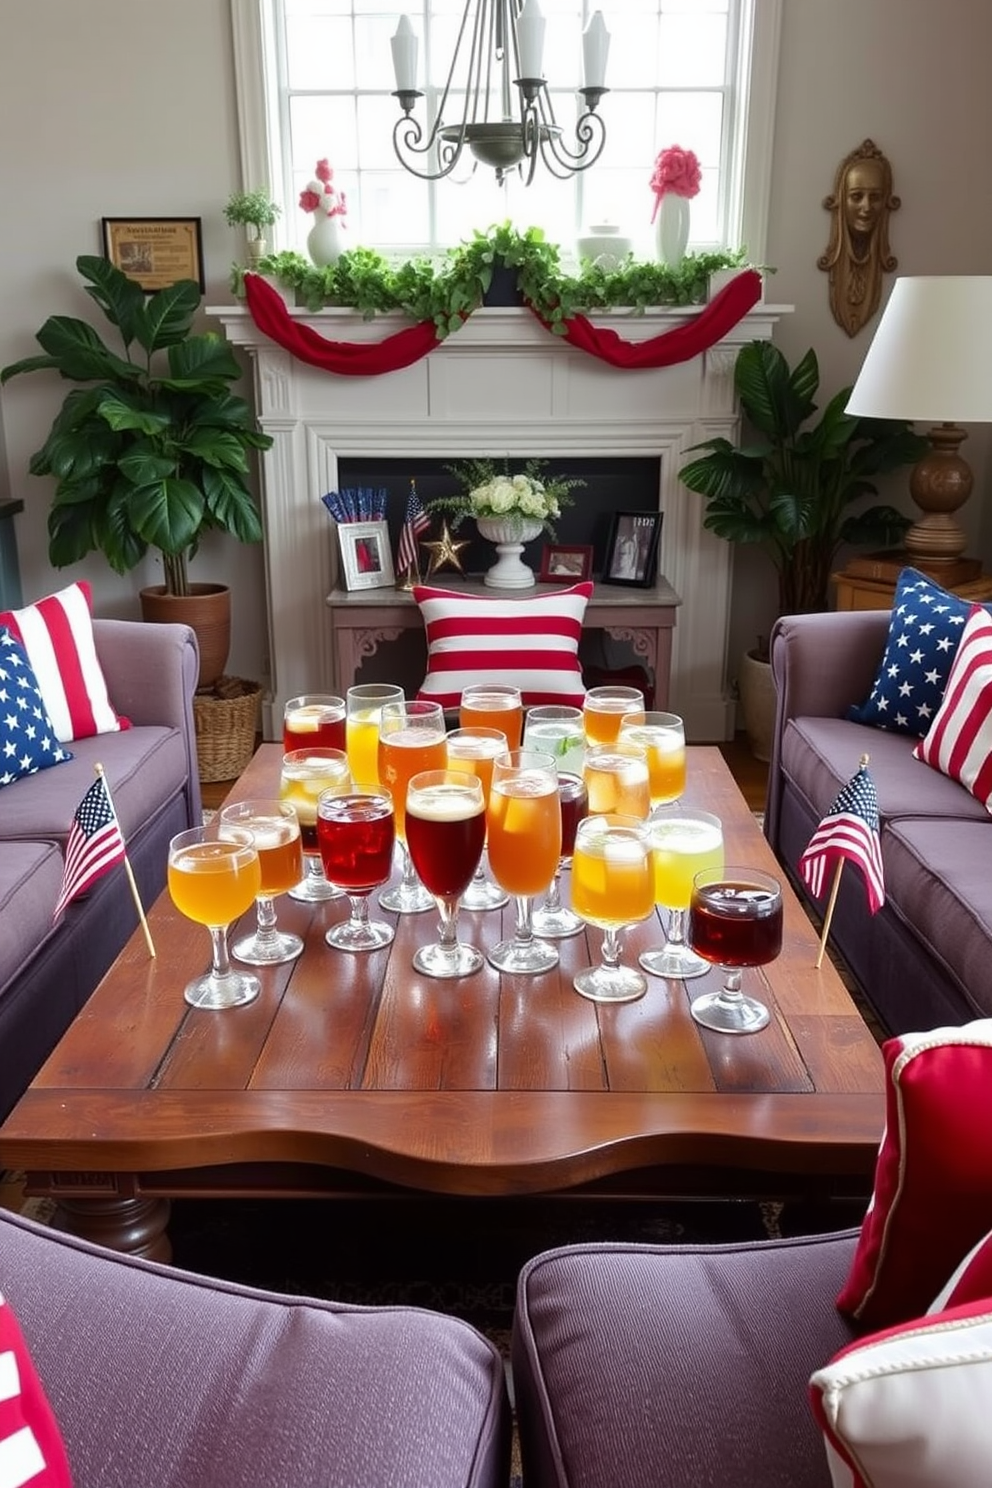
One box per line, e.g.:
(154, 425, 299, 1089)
(818, 140, 900, 337)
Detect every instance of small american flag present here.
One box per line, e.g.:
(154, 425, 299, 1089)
(396, 480, 430, 576)
(799, 758, 885, 915)
(53, 773, 126, 920)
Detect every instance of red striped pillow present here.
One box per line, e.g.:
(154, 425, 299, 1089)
(914, 604, 992, 809)
(0, 1290, 73, 1487)
(0, 582, 128, 742)
(413, 582, 592, 710)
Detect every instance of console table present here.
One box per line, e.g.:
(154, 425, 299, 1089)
(326, 577, 681, 706)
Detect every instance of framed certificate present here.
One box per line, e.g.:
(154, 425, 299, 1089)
(102, 217, 205, 293)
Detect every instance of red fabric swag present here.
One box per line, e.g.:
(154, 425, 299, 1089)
(243, 266, 763, 377)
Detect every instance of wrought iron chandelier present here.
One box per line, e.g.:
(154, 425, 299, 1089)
(390, 1, 610, 186)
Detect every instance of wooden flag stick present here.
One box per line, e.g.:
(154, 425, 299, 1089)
(95, 763, 156, 959)
(815, 860, 844, 969)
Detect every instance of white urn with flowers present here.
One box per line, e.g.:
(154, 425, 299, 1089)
(300, 158, 348, 267)
(428, 460, 583, 589)
(649, 144, 701, 269)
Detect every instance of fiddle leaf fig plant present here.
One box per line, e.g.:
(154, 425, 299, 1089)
(679, 340, 928, 620)
(0, 254, 272, 596)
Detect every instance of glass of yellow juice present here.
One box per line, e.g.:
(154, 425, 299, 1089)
(279, 748, 351, 902)
(570, 814, 655, 1003)
(377, 699, 447, 914)
(345, 683, 404, 788)
(219, 799, 305, 966)
(168, 825, 262, 1009)
(581, 685, 645, 746)
(485, 748, 562, 975)
(445, 726, 509, 911)
(638, 809, 725, 980)
(619, 711, 687, 808)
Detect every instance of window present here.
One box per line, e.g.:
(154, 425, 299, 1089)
(231, 0, 781, 261)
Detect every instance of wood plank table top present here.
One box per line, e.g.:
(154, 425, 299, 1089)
(0, 745, 885, 1260)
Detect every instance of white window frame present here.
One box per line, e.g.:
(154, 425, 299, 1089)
(230, 0, 781, 264)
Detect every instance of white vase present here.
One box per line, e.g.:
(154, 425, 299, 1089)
(307, 213, 344, 268)
(476, 516, 543, 589)
(655, 194, 690, 269)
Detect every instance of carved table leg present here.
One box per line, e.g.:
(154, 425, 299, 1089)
(54, 1195, 173, 1262)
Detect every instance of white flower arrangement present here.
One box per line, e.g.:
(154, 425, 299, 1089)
(432, 459, 584, 539)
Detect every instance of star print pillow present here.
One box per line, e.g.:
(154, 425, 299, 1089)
(0, 627, 73, 789)
(847, 567, 991, 737)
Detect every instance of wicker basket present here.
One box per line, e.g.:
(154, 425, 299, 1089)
(192, 676, 261, 783)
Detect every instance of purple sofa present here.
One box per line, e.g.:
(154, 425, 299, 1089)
(0, 619, 201, 1122)
(512, 1233, 859, 1487)
(765, 607, 992, 1037)
(0, 1205, 510, 1488)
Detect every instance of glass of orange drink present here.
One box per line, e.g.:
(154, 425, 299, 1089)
(377, 698, 448, 913)
(583, 741, 651, 819)
(581, 685, 644, 746)
(279, 748, 352, 902)
(570, 814, 654, 1004)
(460, 684, 523, 751)
(485, 748, 562, 974)
(639, 807, 725, 980)
(619, 711, 686, 809)
(219, 799, 305, 966)
(167, 825, 262, 1009)
(345, 683, 404, 788)
(445, 725, 509, 911)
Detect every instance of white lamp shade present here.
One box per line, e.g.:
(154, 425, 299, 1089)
(846, 276, 992, 424)
(391, 15, 419, 92)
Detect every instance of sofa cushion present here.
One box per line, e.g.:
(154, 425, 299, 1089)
(929, 1226, 992, 1311)
(847, 567, 986, 737)
(0, 1288, 73, 1487)
(0, 842, 65, 991)
(413, 582, 591, 710)
(1, 581, 129, 742)
(836, 1020, 992, 1328)
(0, 728, 188, 845)
(0, 629, 73, 789)
(914, 604, 992, 811)
(810, 1299, 992, 1488)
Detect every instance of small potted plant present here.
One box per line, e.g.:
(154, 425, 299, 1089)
(223, 188, 281, 265)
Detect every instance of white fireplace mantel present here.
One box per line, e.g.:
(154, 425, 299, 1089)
(209, 296, 790, 739)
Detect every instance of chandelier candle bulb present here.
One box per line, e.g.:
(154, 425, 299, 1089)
(517, 0, 546, 79)
(391, 16, 418, 93)
(583, 11, 610, 90)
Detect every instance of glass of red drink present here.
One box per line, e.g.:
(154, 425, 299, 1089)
(532, 772, 589, 939)
(317, 789, 396, 952)
(405, 770, 486, 978)
(686, 866, 783, 1034)
(282, 695, 346, 753)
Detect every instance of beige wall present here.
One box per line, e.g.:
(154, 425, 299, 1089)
(2, 0, 991, 698)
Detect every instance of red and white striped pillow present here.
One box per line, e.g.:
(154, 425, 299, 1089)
(0, 582, 128, 742)
(0, 1289, 73, 1487)
(914, 603, 992, 809)
(413, 582, 592, 710)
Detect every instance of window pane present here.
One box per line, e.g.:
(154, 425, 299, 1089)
(286, 17, 355, 90)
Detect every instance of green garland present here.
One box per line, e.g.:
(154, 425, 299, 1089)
(231, 222, 752, 340)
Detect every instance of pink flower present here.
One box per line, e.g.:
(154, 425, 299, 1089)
(649, 144, 701, 221)
(315, 158, 333, 185)
(299, 186, 322, 213)
(299, 161, 348, 220)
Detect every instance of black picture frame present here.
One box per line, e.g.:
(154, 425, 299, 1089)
(601, 511, 663, 588)
(102, 217, 205, 293)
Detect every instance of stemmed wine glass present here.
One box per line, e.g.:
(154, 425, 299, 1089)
(619, 711, 686, 812)
(279, 747, 351, 901)
(531, 772, 589, 938)
(219, 798, 305, 965)
(570, 814, 655, 1003)
(686, 866, 783, 1034)
(167, 825, 261, 1009)
(639, 808, 725, 979)
(486, 749, 562, 975)
(377, 699, 448, 913)
(405, 769, 487, 977)
(317, 788, 396, 951)
(445, 726, 509, 911)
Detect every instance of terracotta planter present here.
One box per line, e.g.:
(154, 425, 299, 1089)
(139, 583, 231, 690)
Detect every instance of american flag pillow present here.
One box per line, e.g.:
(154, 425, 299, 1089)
(0, 582, 128, 743)
(0, 1290, 73, 1487)
(413, 582, 592, 710)
(914, 604, 992, 810)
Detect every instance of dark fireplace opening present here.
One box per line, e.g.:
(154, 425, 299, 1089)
(335, 456, 661, 579)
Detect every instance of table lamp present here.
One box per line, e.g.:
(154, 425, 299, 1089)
(846, 275, 992, 567)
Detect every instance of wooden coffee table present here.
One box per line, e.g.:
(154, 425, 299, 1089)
(0, 746, 884, 1261)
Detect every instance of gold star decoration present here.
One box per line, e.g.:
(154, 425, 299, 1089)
(422, 519, 470, 577)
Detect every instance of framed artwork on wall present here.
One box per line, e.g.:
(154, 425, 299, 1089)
(602, 511, 663, 588)
(338, 520, 396, 591)
(102, 217, 205, 293)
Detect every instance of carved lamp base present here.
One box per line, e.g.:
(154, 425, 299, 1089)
(903, 422, 972, 565)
